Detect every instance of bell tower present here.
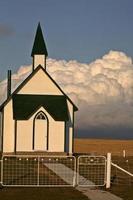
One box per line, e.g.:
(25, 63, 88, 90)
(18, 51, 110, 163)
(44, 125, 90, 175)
(31, 23, 48, 70)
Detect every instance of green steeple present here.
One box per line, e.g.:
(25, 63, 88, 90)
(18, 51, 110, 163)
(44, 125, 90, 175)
(31, 23, 48, 57)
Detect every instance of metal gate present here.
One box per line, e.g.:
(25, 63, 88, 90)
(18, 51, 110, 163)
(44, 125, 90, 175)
(0, 155, 106, 187)
(0, 155, 76, 187)
(77, 156, 106, 186)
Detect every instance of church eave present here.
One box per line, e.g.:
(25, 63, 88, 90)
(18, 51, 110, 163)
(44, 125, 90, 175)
(13, 94, 69, 121)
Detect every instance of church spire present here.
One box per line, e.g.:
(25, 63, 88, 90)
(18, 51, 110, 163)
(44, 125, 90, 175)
(31, 23, 48, 70)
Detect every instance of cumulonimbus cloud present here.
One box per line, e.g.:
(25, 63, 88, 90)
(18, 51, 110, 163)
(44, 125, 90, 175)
(1, 50, 133, 137)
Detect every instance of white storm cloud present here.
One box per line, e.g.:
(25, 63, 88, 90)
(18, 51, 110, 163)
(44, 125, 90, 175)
(1, 50, 133, 136)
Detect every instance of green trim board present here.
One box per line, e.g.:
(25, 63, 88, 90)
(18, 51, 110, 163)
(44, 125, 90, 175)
(0, 65, 78, 112)
(13, 94, 69, 121)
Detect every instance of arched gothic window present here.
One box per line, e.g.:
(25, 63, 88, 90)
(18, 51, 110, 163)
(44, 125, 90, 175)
(36, 112, 46, 120)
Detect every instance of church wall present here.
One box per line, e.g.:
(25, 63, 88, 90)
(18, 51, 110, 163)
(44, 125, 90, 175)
(48, 118, 64, 152)
(18, 69, 62, 95)
(3, 100, 15, 153)
(16, 107, 64, 152)
(17, 120, 33, 151)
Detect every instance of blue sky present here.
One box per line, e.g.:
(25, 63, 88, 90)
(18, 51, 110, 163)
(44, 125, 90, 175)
(1, 0, 133, 139)
(0, 0, 133, 79)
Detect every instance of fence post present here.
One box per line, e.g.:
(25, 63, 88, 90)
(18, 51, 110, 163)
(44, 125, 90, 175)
(73, 156, 77, 187)
(123, 150, 126, 158)
(76, 156, 80, 186)
(106, 153, 111, 189)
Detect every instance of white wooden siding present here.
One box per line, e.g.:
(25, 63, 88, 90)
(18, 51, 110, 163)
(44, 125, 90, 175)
(3, 100, 15, 153)
(16, 107, 65, 152)
(34, 55, 45, 69)
(18, 69, 62, 95)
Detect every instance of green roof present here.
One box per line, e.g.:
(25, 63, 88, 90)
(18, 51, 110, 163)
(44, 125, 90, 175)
(31, 23, 48, 57)
(13, 94, 69, 121)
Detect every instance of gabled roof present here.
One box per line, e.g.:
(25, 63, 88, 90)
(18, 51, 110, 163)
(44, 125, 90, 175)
(13, 94, 69, 121)
(0, 65, 78, 112)
(31, 23, 48, 57)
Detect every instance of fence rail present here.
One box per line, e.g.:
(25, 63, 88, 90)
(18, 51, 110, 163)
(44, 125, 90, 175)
(111, 162, 133, 177)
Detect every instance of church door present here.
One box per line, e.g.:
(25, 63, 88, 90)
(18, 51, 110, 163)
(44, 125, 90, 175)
(34, 111, 48, 151)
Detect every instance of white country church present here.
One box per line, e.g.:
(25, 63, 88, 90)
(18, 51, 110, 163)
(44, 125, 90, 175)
(0, 24, 78, 155)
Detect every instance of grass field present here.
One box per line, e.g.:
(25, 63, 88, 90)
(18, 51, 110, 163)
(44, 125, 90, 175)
(74, 138, 133, 156)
